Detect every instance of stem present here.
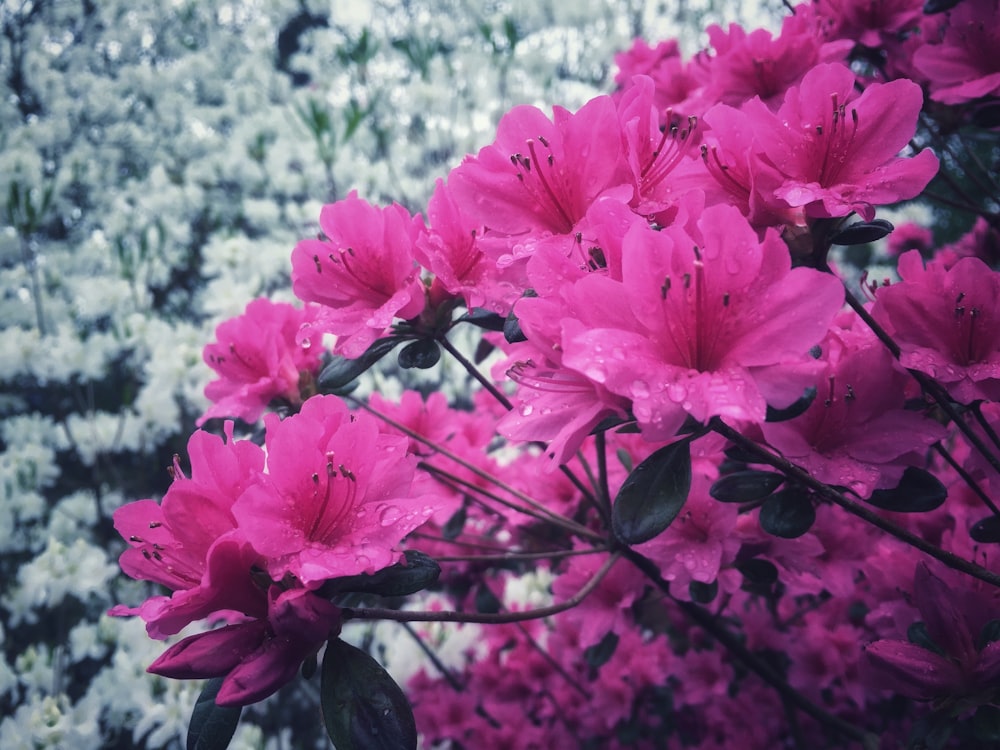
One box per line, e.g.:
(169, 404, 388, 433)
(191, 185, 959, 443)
(620, 547, 874, 746)
(399, 621, 465, 692)
(343, 552, 621, 624)
(711, 419, 1000, 588)
(594, 431, 613, 520)
(432, 546, 609, 563)
(353, 397, 603, 542)
(437, 333, 512, 410)
(932, 442, 1000, 516)
(20, 234, 47, 335)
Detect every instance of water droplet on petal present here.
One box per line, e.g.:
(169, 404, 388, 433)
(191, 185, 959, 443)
(520, 404, 534, 417)
(379, 506, 402, 527)
(667, 383, 687, 403)
(631, 380, 650, 399)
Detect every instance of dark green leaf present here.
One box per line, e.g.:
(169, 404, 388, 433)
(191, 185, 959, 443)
(458, 308, 506, 332)
(907, 710, 953, 750)
(972, 102, 1000, 129)
(317, 337, 401, 391)
(709, 471, 784, 503)
(978, 620, 1000, 650)
(612, 440, 692, 544)
(907, 621, 945, 656)
(397, 339, 440, 369)
(865, 467, 947, 513)
(474, 583, 502, 614)
(974, 705, 1000, 742)
(765, 387, 817, 422)
(970, 514, 1000, 543)
(923, 0, 962, 12)
(321, 639, 417, 750)
(831, 219, 894, 246)
(688, 579, 718, 604)
(187, 677, 242, 750)
(442, 505, 467, 541)
(319, 550, 440, 598)
(503, 310, 526, 343)
(759, 488, 816, 538)
(737, 559, 778, 586)
(584, 631, 619, 669)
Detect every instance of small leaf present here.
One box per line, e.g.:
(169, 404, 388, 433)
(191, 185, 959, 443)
(923, 0, 962, 12)
(319, 550, 440, 598)
(474, 583, 502, 614)
(831, 219, 894, 246)
(688, 579, 718, 604)
(907, 621, 945, 656)
(442, 505, 467, 541)
(317, 337, 401, 391)
(709, 471, 784, 503)
(397, 339, 440, 369)
(737, 559, 778, 587)
(865, 467, 947, 513)
(458, 308, 506, 332)
(503, 310, 526, 343)
(584, 631, 619, 669)
(758, 488, 816, 539)
(978, 619, 1000, 651)
(612, 439, 692, 544)
(765, 387, 817, 422)
(321, 639, 417, 750)
(187, 677, 242, 750)
(970, 514, 1000, 543)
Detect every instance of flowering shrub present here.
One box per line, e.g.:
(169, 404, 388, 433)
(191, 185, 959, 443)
(7, 0, 1000, 749)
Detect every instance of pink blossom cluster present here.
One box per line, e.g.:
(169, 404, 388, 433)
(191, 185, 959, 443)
(110, 0, 1000, 746)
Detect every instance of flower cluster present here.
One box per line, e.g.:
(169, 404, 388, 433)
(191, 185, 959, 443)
(104, 0, 1000, 748)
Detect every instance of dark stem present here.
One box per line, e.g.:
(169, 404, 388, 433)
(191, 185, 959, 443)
(711, 419, 1000, 588)
(437, 333, 512, 410)
(932, 442, 1000, 516)
(399, 621, 465, 692)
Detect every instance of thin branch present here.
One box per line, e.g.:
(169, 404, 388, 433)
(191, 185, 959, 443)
(932, 442, 1000, 516)
(437, 334, 512, 410)
(343, 552, 621, 624)
(711, 419, 1000, 588)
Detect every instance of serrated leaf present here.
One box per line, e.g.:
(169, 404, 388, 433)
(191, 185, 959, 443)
(612, 439, 692, 544)
(970, 515, 1000, 543)
(758, 488, 816, 539)
(831, 219, 894, 246)
(319, 550, 440, 598)
(317, 337, 402, 391)
(584, 631, 619, 669)
(321, 639, 417, 750)
(187, 677, 242, 750)
(765, 387, 817, 422)
(865, 467, 947, 513)
(709, 471, 784, 503)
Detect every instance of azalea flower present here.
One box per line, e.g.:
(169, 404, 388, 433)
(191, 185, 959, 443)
(913, 0, 1000, 105)
(872, 250, 1000, 403)
(864, 561, 1000, 706)
(200, 298, 324, 425)
(735, 63, 939, 220)
(291, 191, 426, 357)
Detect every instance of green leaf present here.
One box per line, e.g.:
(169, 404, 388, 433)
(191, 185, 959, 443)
(970, 514, 1000, 543)
(317, 337, 402, 391)
(737, 559, 778, 588)
(397, 339, 440, 369)
(688, 579, 718, 604)
(709, 471, 784, 503)
(758, 488, 816, 538)
(907, 621, 945, 656)
(441, 504, 467, 540)
(321, 639, 417, 750)
(319, 550, 440, 598)
(584, 631, 619, 669)
(457, 308, 506, 332)
(764, 387, 817, 422)
(979, 619, 1000, 650)
(474, 583, 502, 614)
(865, 467, 947, 513)
(612, 439, 692, 544)
(831, 219, 894, 246)
(187, 677, 242, 750)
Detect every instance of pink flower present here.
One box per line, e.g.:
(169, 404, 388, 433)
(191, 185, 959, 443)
(864, 561, 1000, 702)
(913, 0, 1000, 104)
(232, 395, 442, 585)
(200, 298, 324, 425)
(149, 587, 340, 706)
(737, 63, 939, 220)
(446, 96, 632, 265)
(559, 204, 843, 440)
(872, 250, 1000, 403)
(761, 317, 947, 498)
(111, 426, 266, 638)
(886, 222, 934, 257)
(291, 191, 426, 357)
(812, 0, 924, 48)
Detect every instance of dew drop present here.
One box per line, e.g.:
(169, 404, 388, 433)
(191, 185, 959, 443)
(519, 403, 534, 417)
(631, 379, 650, 398)
(379, 506, 402, 527)
(667, 383, 687, 403)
